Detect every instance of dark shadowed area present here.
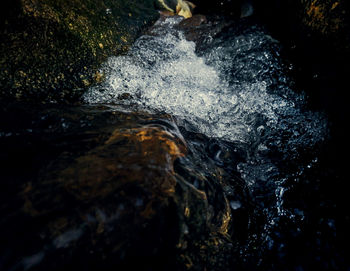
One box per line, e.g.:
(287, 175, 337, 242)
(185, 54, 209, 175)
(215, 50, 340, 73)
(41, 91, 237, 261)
(1, 0, 349, 270)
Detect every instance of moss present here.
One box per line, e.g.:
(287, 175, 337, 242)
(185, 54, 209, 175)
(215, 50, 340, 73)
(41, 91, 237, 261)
(0, 0, 159, 103)
(302, 0, 347, 35)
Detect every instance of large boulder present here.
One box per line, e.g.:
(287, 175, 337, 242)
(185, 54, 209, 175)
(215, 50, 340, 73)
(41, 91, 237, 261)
(0, 0, 159, 103)
(0, 103, 249, 271)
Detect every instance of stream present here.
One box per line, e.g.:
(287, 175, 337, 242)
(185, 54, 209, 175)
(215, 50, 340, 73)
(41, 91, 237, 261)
(84, 15, 327, 226)
(0, 14, 346, 271)
(82, 16, 330, 269)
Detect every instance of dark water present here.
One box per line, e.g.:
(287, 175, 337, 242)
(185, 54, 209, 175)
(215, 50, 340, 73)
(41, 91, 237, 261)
(0, 15, 348, 271)
(82, 16, 345, 269)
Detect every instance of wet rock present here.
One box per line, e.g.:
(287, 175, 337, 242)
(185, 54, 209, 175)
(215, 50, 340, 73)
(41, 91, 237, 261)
(174, 14, 232, 45)
(190, 0, 243, 17)
(251, 0, 349, 49)
(0, 0, 159, 103)
(186, 0, 349, 61)
(300, 0, 348, 37)
(175, 14, 208, 41)
(252, 0, 349, 151)
(189, 0, 349, 171)
(0, 103, 249, 271)
(190, 0, 348, 39)
(178, 14, 207, 28)
(156, 0, 196, 18)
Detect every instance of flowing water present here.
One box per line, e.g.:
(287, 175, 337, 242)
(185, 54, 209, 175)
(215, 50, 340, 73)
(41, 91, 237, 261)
(82, 16, 332, 268)
(84, 17, 327, 211)
(84, 16, 326, 152)
(1, 15, 340, 271)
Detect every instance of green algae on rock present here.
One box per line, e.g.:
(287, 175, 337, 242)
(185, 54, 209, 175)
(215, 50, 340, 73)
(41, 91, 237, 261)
(0, 0, 159, 103)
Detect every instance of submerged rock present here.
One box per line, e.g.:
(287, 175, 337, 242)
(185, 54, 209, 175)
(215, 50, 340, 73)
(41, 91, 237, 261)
(0, 103, 249, 270)
(0, 0, 159, 103)
(0, 1, 347, 270)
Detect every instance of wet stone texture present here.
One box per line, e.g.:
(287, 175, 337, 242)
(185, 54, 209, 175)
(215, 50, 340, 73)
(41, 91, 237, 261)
(1, 1, 349, 270)
(0, 0, 159, 103)
(0, 103, 250, 271)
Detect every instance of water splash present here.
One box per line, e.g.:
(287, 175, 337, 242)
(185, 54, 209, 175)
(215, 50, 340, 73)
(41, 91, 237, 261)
(83, 17, 326, 151)
(83, 16, 328, 228)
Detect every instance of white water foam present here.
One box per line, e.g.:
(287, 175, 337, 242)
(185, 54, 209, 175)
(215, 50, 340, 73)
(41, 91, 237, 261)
(83, 16, 329, 230)
(83, 16, 326, 152)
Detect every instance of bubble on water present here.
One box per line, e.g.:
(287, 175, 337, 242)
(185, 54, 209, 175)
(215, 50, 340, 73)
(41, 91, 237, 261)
(82, 18, 331, 262)
(83, 16, 327, 195)
(230, 201, 242, 210)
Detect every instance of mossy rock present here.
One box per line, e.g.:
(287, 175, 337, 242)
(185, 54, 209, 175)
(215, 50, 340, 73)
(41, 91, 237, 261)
(0, 0, 159, 103)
